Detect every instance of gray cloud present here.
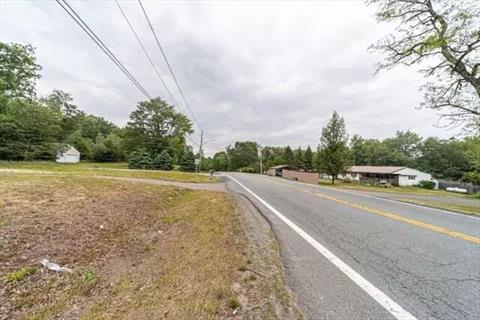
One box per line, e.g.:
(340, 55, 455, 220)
(1, 0, 461, 155)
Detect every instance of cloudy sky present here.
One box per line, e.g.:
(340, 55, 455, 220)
(1, 0, 461, 155)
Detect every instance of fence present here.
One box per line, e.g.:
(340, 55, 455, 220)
(282, 170, 319, 184)
(437, 180, 480, 194)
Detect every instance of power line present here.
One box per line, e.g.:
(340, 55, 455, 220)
(56, 0, 152, 99)
(114, 0, 198, 147)
(137, 0, 203, 132)
(114, 0, 180, 107)
(56, 0, 199, 147)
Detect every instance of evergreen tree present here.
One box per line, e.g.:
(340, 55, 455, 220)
(153, 149, 173, 171)
(304, 146, 313, 171)
(317, 111, 350, 184)
(180, 148, 196, 172)
(128, 149, 153, 169)
(283, 146, 295, 166)
(294, 146, 304, 170)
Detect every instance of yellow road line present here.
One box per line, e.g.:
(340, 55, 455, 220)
(249, 175, 480, 244)
(305, 189, 480, 245)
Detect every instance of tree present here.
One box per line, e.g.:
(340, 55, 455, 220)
(317, 111, 350, 184)
(66, 129, 93, 160)
(40, 90, 84, 139)
(417, 137, 470, 179)
(125, 98, 193, 156)
(153, 149, 173, 170)
(0, 42, 41, 101)
(294, 147, 304, 170)
(226, 141, 258, 171)
(128, 149, 153, 169)
(283, 146, 295, 166)
(180, 147, 196, 172)
(383, 131, 422, 166)
(369, 0, 480, 129)
(462, 136, 480, 183)
(213, 151, 229, 171)
(304, 146, 314, 171)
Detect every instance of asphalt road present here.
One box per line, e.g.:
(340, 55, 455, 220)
(224, 173, 480, 320)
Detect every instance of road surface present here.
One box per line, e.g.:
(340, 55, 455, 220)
(224, 173, 480, 320)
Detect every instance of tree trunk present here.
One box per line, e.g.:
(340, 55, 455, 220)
(331, 175, 335, 185)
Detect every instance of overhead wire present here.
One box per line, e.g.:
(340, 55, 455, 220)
(56, 0, 152, 99)
(114, 0, 181, 107)
(137, 0, 203, 133)
(114, 0, 198, 146)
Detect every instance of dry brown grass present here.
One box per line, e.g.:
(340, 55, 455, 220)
(0, 174, 250, 319)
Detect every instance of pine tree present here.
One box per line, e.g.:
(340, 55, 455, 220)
(180, 148, 196, 172)
(283, 146, 295, 165)
(153, 149, 173, 170)
(128, 149, 152, 169)
(317, 111, 350, 184)
(304, 146, 313, 172)
(294, 147, 304, 170)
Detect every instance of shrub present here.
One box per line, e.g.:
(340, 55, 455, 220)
(238, 167, 256, 173)
(180, 149, 196, 172)
(462, 171, 480, 186)
(3, 267, 37, 283)
(418, 180, 436, 190)
(152, 150, 173, 171)
(128, 149, 152, 169)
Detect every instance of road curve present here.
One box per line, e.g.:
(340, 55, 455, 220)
(224, 173, 480, 320)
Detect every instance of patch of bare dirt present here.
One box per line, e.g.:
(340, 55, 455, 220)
(0, 174, 302, 320)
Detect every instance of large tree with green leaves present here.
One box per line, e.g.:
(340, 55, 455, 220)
(317, 111, 350, 184)
(368, 0, 480, 129)
(125, 98, 193, 157)
(0, 42, 41, 102)
(212, 151, 229, 171)
(226, 141, 258, 171)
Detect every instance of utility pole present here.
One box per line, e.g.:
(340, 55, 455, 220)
(258, 146, 263, 174)
(197, 130, 204, 172)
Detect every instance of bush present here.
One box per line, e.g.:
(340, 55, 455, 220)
(128, 149, 152, 169)
(238, 167, 256, 173)
(462, 171, 480, 186)
(180, 149, 196, 172)
(418, 180, 436, 190)
(152, 150, 173, 171)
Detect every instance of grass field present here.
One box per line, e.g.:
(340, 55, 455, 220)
(318, 178, 474, 197)
(0, 161, 214, 183)
(0, 173, 287, 319)
(317, 179, 479, 216)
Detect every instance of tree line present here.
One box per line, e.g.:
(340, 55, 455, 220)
(0, 42, 197, 171)
(208, 112, 480, 185)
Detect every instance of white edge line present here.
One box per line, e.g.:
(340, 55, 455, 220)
(226, 174, 417, 320)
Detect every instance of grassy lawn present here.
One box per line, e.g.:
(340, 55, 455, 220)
(317, 179, 479, 216)
(394, 199, 480, 217)
(0, 173, 273, 319)
(318, 178, 474, 198)
(0, 161, 214, 183)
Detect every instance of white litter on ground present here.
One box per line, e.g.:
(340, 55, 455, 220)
(40, 258, 72, 273)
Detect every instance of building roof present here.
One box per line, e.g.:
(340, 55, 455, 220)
(346, 166, 406, 174)
(270, 165, 292, 169)
(57, 145, 80, 157)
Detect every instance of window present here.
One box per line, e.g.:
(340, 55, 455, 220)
(408, 175, 416, 180)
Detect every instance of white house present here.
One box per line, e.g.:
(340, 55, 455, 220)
(344, 166, 435, 187)
(56, 145, 80, 163)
